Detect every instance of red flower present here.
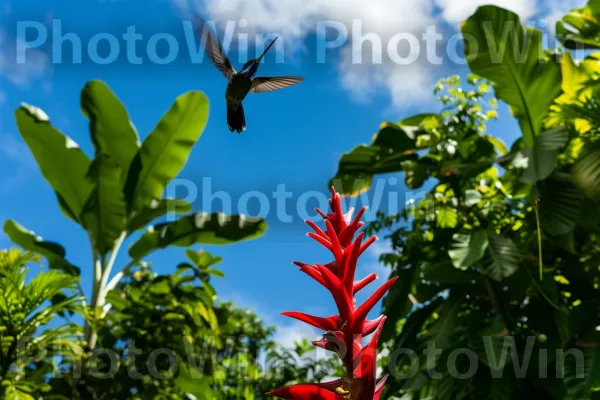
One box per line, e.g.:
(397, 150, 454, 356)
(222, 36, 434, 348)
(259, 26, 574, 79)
(268, 187, 397, 400)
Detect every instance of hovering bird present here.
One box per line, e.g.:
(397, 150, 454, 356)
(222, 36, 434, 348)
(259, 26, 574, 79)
(201, 26, 304, 133)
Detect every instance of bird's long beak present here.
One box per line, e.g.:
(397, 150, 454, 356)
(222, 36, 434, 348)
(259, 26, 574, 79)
(257, 36, 279, 63)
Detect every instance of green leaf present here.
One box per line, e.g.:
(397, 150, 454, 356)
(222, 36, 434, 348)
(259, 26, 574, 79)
(15, 104, 93, 222)
(563, 346, 600, 398)
(80, 80, 140, 181)
(462, 5, 562, 147)
(538, 174, 584, 236)
(573, 141, 600, 201)
(404, 161, 428, 189)
(425, 294, 462, 351)
(393, 297, 444, 349)
(519, 127, 570, 183)
(557, 0, 600, 50)
(449, 230, 489, 270)
(485, 136, 509, 155)
(125, 91, 209, 213)
(126, 198, 192, 232)
(3, 220, 80, 276)
(436, 207, 458, 229)
(464, 189, 483, 206)
(330, 122, 421, 196)
(423, 262, 484, 285)
(128, 213, 267, 261)
(80, 155, 127, 256)
(175, 368, 214, 400)
(185, 249, 222, 269)
(483, 233, 520, 281)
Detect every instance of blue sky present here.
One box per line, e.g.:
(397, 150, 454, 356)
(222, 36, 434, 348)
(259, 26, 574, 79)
(0, 0, 579, 347)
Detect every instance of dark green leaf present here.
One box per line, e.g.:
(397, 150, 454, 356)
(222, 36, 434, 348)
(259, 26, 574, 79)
(3, 220, 80, 276)
(483, 233, 520, 281)
(449, 230, 489, 269)
(519, 128, 569, 183)
(538, 174, 584, 236)
(573, 141, 600, 201)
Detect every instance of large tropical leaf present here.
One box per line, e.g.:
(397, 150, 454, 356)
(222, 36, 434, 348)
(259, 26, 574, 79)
(517, 127, 569, 183)
(3, 220, 80, 276)
(79, 155, 127, 256)
(462, 5, 562, 148)
(572, 141, 600, 201)
(125, 91, 209, 213)
(175, 368, 214, 400)
(128, 213, 266, 261)
(330, 114, 439, 196)
(563, 346, 600, 399)
(546, 52, 600, 130)
(557, 0, 600, 50)
(538, 174, 584, 236)
(15, 104, 93, 222)
(392, 297, 444, 349)
(80, 80, 140, 181)
(482, 233, 520, 281)
(448, 230, 489, 270)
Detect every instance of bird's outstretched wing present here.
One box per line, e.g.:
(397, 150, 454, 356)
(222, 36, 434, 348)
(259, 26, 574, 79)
(201, 26, 236, 80)
(250, 76, 304, 93)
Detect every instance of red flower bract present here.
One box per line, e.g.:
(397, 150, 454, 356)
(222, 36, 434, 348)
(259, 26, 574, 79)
(267, 187, 397, 400)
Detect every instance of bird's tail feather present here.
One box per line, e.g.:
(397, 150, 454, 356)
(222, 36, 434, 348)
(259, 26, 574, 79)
(227, 104, 246, 133)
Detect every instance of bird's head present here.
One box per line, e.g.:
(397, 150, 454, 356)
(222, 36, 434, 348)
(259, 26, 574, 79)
(241, 36, 279, 77)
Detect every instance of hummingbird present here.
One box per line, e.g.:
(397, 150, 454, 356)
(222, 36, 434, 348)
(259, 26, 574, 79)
(201, 26, 304, 133)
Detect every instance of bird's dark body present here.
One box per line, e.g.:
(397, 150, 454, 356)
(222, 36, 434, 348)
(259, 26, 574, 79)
(225, 73, 253, 109)
(200, 25, 304, 133)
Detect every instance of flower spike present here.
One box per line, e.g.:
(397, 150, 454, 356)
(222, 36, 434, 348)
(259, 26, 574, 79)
(269, 188, 397, 399)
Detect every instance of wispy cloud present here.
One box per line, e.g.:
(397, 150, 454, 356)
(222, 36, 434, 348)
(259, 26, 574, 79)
(0, 30, 51, 88)
(368, 237, 393, 259)
(220, 291, 321, 348)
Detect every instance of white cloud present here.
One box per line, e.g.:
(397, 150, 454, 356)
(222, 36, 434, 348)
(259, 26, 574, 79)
(174, 0, 438, 106)
(0, 30, 51, 87)
(173, 0, 560, 108)
(435, 0, 538, 25)
(368, 237, 393, 258)
(220, 291, 322, 349)
(275, 321, 321, 348)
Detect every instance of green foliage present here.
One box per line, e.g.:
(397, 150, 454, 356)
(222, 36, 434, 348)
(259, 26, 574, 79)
(462, 5, 562, 147)
(0, 249, 84, 400)
(5, 80, 267, 354)
(2, 80, 282, 398)
(333, 4, 600, 398)
(557, 0, 600, 50)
